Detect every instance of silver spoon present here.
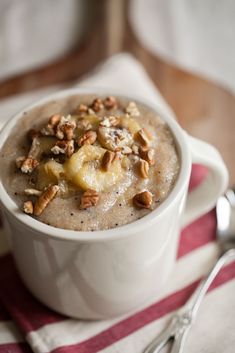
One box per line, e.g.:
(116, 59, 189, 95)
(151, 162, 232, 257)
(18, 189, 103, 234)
(143, 188, 235, 353)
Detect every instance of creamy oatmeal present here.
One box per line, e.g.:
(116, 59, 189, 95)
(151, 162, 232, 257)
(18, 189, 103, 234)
(0, 95, 180, 231)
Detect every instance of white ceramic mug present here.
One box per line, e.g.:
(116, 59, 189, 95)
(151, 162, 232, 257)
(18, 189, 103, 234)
(0, 88, 228, 319)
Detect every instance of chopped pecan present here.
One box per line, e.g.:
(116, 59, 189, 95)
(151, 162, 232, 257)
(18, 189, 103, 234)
(56, 116, 76, 140)
(103, 96, 117, 110)
(16, 156, 26, 168)
(132, 144, 139, 155)
(23, 200, 34, 214)
(136, 129, 150, 149)
(21, 158, 39, 173)
(28, 129, 41, 141)
(101, 150, 116, 171)
(142, 127, 153, 140)
(122, 146, 132, 155)
(126, 101, 140, 116)
(77, 130, 97, 146)
(100, 116, 119, 127)
(138, 159, 149, 178)
(77, 119, 92, 131)
(133, 191, 152, 209)
(49, 114, 61, 127)
(24, 188, 42, 196)
(91, 98, 104, 112)
(41, 114, 61, 136)
(76, 104, 88, 114)
(34, 185, 60, 216)
(51, 140, 74, 157)
(28, 136, 41, 159)
(80, 189, 99, 209)
(139, 148, 155, 165)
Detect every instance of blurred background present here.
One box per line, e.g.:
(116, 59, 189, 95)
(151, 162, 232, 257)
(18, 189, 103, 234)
(0, 0, 234, 180)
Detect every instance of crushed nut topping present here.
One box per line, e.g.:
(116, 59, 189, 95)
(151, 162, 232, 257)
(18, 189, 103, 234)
(77, 130, 97, 146)
(77, 118, 92, 131)
(136, 129, 150, 149)
(23, 200, 34, 214)
(143, 127, 153, 140)
(28, 136, 41, 159)
(80, 189, 99, 209)
(132, 144, 139, 155)
(21, 158, 39, 173)
(16, 156, 26, 169)
(126, 101, 140, 116)
(139, 159, 149, 178)
(100, 116, 119, 127)
(56, 116, 76, 140)
(41, 114, 61, 136)
(76, 104, 88, 114)
(101, 150, 116, 171)
(98, 126, 133, 151)
(103, 96, 117, 110)
(28, 129, 41, 141)
(139, 148, 155, 165)
(24, 188, 42, 196)
(133, 190, 153, 209)
(34, 185, 60, 216)
(51, 140, 74, 157)
(91, 98, 104, 112)
(121, 145, 132, 155)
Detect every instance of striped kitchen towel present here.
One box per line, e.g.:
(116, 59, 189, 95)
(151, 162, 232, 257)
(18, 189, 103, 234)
(0, 54, 234, 353)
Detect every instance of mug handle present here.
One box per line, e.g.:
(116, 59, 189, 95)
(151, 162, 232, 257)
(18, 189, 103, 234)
(182, 135, 228, 227)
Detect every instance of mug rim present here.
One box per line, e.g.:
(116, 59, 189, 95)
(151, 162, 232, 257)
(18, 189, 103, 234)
(0, 87, 191, 242)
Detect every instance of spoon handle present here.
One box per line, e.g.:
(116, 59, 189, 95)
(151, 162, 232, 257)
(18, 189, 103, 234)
(182, 248, 235, 320)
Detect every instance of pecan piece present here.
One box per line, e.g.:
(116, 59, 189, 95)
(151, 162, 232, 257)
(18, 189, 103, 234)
(101, 150, 116, 171)
(51, 140, 74, 157)
(138, 159, 149, 178)
(91, 98, 104, 112)
(133, 191, 152, 209)
(136, 129, 150, 149)
(34, 185, 59, 216)
(80, 189, 99, 209)
(77, 119, 92, 131)
(41, 114, 61, 136)
(24, 188, 42, 196)
(77, 130, 97, 146)
(23, 201, 34, 214)
(21, 158, 39, 173)
(76, 104, 88, 115)
(139, 148, 155, 165)
(100, 116, 119, 127)
(56, 116, 76, 140)
(49, 114, 61, 127)
(16, 156, 26, 168)
(126, 101, 140, 116)
(103, 96, 117, 110)
(28, 129, 41, 141)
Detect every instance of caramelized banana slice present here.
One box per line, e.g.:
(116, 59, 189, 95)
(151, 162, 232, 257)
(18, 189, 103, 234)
(64, 145, 123, 192)
(37, 160, 64, 190)
(119, 115, 141, 135)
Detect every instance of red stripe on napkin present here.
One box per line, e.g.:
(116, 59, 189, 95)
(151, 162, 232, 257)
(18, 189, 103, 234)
(51, 260, 235, 353)
(0, 343, 31, 353)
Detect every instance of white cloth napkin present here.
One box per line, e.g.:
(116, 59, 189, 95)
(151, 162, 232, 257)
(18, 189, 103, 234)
(129, 0, 235, 93)
(0, 54, 234, 353)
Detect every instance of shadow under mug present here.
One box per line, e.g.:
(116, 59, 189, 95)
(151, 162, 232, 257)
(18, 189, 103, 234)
(0, 88, 228, 319)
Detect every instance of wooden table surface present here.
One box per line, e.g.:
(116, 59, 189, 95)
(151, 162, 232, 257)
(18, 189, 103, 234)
(0, 11, 234, 184)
